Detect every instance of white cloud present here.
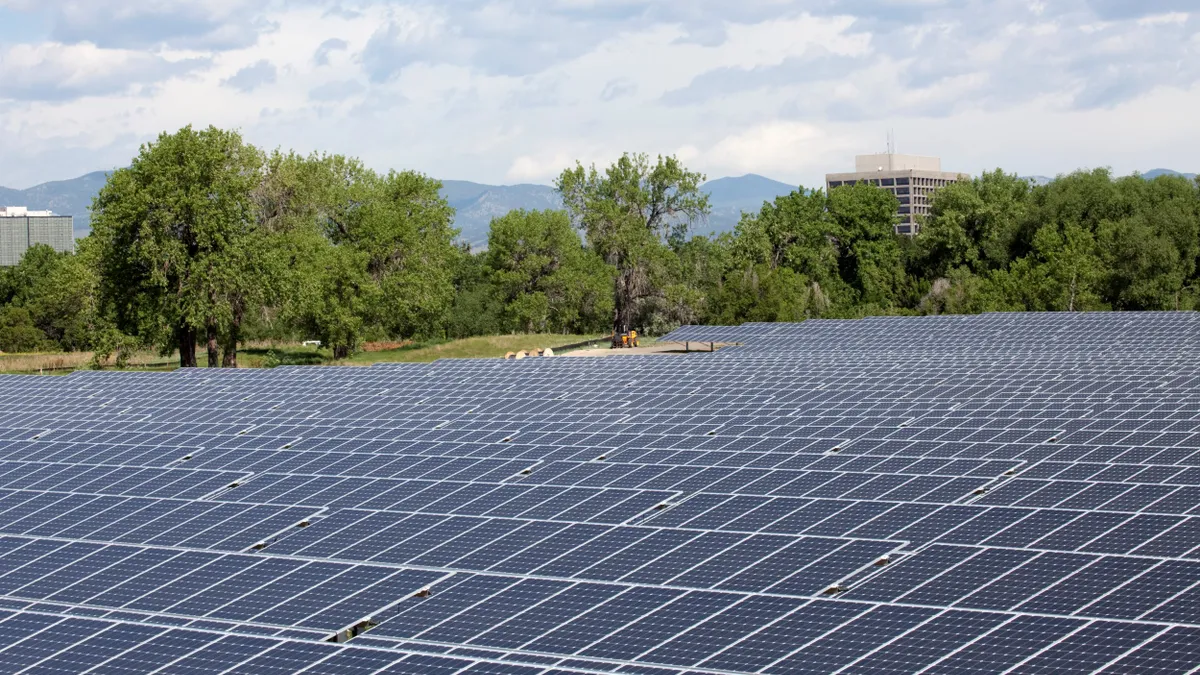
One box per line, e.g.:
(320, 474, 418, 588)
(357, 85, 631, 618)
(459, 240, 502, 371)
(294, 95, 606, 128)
(1138, 12, 1188, 26)
(674, 144, 701, 163)
(35, 0, 263, 50)
(0, 41, 205, 101)
(0, 0, 1197, 190)
(505, 147, 621, 183)
(506, 154, 569, 182)
(223, 59, 275, 91)
(705, 121, 852, 176)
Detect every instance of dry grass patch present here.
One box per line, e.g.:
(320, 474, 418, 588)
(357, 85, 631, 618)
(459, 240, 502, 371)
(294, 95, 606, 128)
(342, 334, 602, 364)
(0, 350, 175, 374)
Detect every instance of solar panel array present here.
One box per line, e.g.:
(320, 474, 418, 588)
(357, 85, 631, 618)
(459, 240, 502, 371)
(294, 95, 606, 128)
(0, 312, 1196, 673)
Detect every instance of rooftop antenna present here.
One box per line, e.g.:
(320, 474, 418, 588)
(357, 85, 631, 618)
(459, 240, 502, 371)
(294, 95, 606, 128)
(887, 129, 895, 155)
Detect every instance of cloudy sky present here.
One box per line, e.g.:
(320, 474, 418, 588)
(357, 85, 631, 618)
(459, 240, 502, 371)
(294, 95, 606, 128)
(0, 0, 1197, 189)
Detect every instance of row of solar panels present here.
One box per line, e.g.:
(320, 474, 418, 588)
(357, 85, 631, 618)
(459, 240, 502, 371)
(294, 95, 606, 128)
(0, 313, 1195, 672)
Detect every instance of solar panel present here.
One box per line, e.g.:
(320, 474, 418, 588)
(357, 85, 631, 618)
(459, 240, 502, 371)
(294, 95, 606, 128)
(0, 312, 1193, 672)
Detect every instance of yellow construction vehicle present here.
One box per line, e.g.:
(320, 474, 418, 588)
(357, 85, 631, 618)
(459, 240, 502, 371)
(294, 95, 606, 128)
(611, 329, 639, 348)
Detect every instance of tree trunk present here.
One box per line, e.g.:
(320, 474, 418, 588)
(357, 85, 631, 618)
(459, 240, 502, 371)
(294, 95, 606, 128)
(1068, 271, 1077, 312)
(221, 307, 242, 368)
(206, 322, 219, 367)
(333, 344, 349, 359)
(178, 325, 197, 368)
(221, 323, 239, 368)
(612, 269, 637, 335)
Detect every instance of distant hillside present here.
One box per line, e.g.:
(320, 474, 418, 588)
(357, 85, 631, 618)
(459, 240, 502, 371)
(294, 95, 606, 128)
(696, 174, 798, 236)
(1143, 168, 1198, 180)
(442, 181, 562, 247)
(447, 174, 800, 246)
(1022, 169, 1196, 186)
(6, 168, 1189, 246)
(0, 171, 108, 237)
(0, 172, 798, 246)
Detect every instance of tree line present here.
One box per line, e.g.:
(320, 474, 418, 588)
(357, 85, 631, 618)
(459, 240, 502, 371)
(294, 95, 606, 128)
(1, 125, 1198, 366)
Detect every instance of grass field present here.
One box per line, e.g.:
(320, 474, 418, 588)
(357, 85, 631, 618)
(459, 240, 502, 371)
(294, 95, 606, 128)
(0, 350, 175, 375)
(0, 333, 606, 375)
(341, 334, 603, 363)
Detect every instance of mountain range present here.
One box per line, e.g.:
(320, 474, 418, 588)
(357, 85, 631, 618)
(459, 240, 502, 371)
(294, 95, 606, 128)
(1021, 168, 1197, 187)
(0, 171, 797, 246)
(0, 171, 110, 238)
(2, 169, 1194, 246)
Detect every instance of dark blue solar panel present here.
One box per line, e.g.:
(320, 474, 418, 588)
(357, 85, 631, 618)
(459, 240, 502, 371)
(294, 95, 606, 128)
(0, 313, 1193, 672)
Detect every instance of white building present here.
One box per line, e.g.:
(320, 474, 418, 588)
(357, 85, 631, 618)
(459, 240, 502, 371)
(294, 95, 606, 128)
(0, 206, 74, 266)
(0, 206, 54, 217)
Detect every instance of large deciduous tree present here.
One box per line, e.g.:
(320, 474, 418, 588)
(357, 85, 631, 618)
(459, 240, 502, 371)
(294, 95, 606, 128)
(720, 187, 846, 320)
(90, 126, 262, 367)
(1096, 175, 1200, 310)
(255, 152, 375, 359)
(355, 170, 459, 340)
(486, 209, 613, 333)
(557, 153, 709, 334)
(827, 182, 909, 309)
(917, 169, 1030, 278)
(263, 154, 459, 357)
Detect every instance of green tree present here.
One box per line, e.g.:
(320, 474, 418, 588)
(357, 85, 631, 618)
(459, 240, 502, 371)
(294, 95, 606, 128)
(214, 149, 352, 365)
(486, 209, 613, 333)
(284, 230, 378, 359)
(0, 242, 112, 355)
(256, 152, 378, 358)
(444, 246, 503, 339)
(1028, 222, 1106, 311)
(1027, 168, 1140, 237)
(251, 154, 459, 355)
(0, 306, 52, 353)
(669, 233, 731, 324)
(1096, 176, 1200, 310)
(917, 169, 1031, 277)
(712, 264, 820, 324)
(326, 169, 459, 340)
(729, 187, 846, 312)
(26, 245, 104, 351)
(828, 183, 909, 308)
(0, 244, 63, 306)
(557, 153, 709, 334)
(90, 125, 263, 367)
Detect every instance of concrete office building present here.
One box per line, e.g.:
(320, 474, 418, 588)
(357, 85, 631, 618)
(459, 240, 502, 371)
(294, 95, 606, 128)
(825, 154, 968, 234)
(0, 206, 75, 266)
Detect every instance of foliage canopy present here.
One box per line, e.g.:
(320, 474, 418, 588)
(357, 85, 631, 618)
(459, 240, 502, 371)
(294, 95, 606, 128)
(7, 127, 1200, 366)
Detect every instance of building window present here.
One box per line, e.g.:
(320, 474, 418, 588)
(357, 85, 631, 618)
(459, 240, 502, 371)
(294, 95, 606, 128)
(881, 178, 895, 186)
(895, 187, 909, 195)
(897, 197, 910, 205)
(898, 206, 910, 214)
(896, 177, 909, 185)
(828, 181, 842, 188)
(897, 224, 912, 233)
